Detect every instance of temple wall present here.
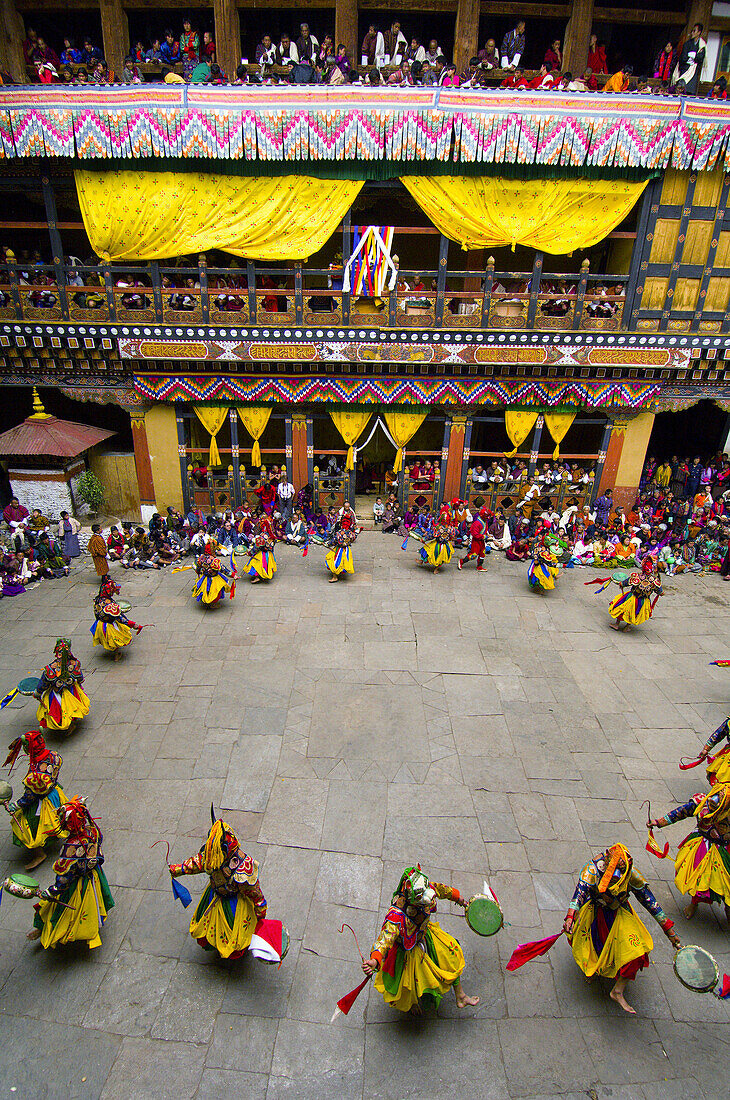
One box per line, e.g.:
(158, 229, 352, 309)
(144, 404, 184, 513)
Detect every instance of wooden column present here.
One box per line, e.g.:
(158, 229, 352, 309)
(100, 0, 129, 74)
(129, 408, 156, 511)
(0, 0, 26, 83)
(596, 418, 622, 495)
(291, 412, 310, 492)
(563, 0, 594, 80)
(453, 0, 480, 72)
(683, 0, 713, 39)
(214, 0, 240, 83)
(335, 0, 358, 63)
(611, 411, 655, 511)
(442, 413, 469, 502)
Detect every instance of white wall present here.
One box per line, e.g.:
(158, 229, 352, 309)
(8, 470, 74, 519)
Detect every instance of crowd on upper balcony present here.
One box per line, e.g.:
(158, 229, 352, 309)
(2, 16, 723, 99)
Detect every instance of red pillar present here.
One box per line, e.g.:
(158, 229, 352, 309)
(442, 414, 468, 502)
(291, 412, 309, 492)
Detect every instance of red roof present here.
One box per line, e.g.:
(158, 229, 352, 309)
(0, 414, 115, 458)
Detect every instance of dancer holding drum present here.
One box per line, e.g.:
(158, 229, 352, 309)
(2, 729, 67, 870)
(90, 574, 144, 658)
(418, 505, 456, 574)
(324, 505, 359, 582)
(191, 536, 236, 605)
(35, 638, 89, 733)
(361, 865, 480, 1015)
(527, 544, 559, 592)
(648, 782, 730, 924)
(168, 809, 289, 964)
(562, 843, 681, 1014)
(243, 513, 277, 584)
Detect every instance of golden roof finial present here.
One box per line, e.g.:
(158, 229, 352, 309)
(28, 386, 51, 420)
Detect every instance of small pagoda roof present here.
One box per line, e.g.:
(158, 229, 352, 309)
(0, 389, 115, 459)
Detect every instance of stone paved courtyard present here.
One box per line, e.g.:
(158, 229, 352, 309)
(0, 533, 729, 1099)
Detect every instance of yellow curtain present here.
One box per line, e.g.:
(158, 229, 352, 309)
(237, 407, 272, 467)
(504, 410, 538, 458)
(329, 409, 372, 470)
(75, 170, 363, 262)
(194, 407, 228, 467)
(401, 176, 648, 253)
(383, 410, 428, 473)
(543, 410, 576, 460)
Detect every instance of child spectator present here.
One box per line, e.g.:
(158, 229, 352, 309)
(373, 497, 384, 524)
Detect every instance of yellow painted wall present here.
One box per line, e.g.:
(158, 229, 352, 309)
(89, 450, 141, 519)
(145, 404, 184, 512)
(615, 411, 655, 490)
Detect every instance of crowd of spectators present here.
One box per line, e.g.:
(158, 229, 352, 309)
(5, 17, 721, 98)
(0, 498, 79, 596)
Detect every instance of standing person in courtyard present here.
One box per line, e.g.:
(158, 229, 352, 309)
(324, 503, 358, 582)
(2, 729, 67, 870)
(608, 556, 662, 631)
(362, 865, 479, 1015)
(87, 522, 109, 578)
(458, 505, 489, 571)
(563, 843, 681, 1014)
(244, 512, 277, 583)
(418, 503, 455, 573)
(35, 638, 89, 733)
(91, 574, 144, 657)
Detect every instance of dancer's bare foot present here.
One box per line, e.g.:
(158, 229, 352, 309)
(610, 621, 621, 630)
(409, 1002, 423, 1016)
(329, 575, 338, 582)
(455, 989, 480, 1008)
(609, 986, 636, 1014)
(26, 929, 40, 940)
(24, 850, 46, 871)
(114, 650, 122, 662)
(684, 900, 698, 920)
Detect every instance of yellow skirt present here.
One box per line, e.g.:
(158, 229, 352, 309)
(36, 683, 90, 731)
(11, 787, 67, 849)
(35, 870, 112, 949)
(373, 920, 465, 1013)
(325, 545, 354, 576)
(608, 591, 652, 625)
(247, 550, 277, 581)
(528, 559, 559, 590)
(569, 901, 653, 979)
(674, 833, 730, 906)
(421, 540, 452, 568)
(189, 887, 257, 959)
(192, 573, 228, 605)
(91, 619, 133, 651)
(708, 746, 730, 786)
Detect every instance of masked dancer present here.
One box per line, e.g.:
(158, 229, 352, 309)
(192, 537, 235, 605)
(693, 716, 730, 786)
(418, 505, 456, 574)
(649, 782, 730, 924)
(528, 543, 559, 592)
(608, 556, 662, 631)
(325, 505, 358, 582)
(35, 638, 89, 733)
(563, 843, 681, 1014)
(91, 574, 143, 658)
(169, 812, 269, 959)
(29, 796, 114, 949)
(458, 506, 489, 572)
(362, 865, 479, 1015)
(243, 513, 277, 584)
(2, 730, 67, 870)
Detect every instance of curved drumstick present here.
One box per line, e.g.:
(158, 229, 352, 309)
(338, 922, 366, 962)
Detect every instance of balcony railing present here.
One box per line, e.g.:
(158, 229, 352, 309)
(0, 255, 630, 333)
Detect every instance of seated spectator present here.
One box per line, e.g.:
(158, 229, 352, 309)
(423, 39, 439, 65)
(373, 496, 385, 524)
(3, 497, 28, 529)
(333, 44, 352, 79)
(581, 67, 598, 91)
(404, 37, 425, 64)
(544, 39, 562, 72)
(144, 38, 163, 62)
(441, 62, 460, 87)
(501, 20, 525, 68)
(60, 38, 81, 65)
(710, 76, 728, 99)
(361, 24, 381, 66)
(35, 531, 69, 577)
(131, 40, 145, 63)
(654, 41, 674, 83)
(159, 30, 181, 66)
(256, 34, 276, 65)
(421, 60, 436, 85)
(207, 62, 226, 84)
(202, 31, 216, 62)
(604, 64, 632, 93)
(477, 39, 499, 67)
(296, 23, 319, 64)
(23, 27, 38, 65)
(529, 64, 557, 90)
(501, 66, 527, 89)
(107, 525, 125, 560)
(277, 33, 298, 65)
(78, 37, 103, 67)
(285, 510, 307, 545)
(121, 56, 141, 84)
(587, 33, 607, 74)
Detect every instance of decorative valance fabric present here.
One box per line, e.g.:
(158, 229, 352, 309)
(75, 170, 363, 261)
(401, 176, 648, 253)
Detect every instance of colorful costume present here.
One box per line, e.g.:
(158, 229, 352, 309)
(90, 575, 142, 652)
(170, 817, 268, 959)
(565, 845, 676, 987)
(192, 540, 234, 604)
(368, 866, 473, 1013)
(651, 784, 730, 915)
(32, 797, 114, 949)
(325, 524, 357, 581)
(528, 545, 559, 591)
(608, 558, 662, 627)
(458, 508, 489, 571)
(3, 730, 67, 853)
(419, 521, 455, 572)
(245, 518, 277, 583)
(35, 638, 89, 732)
(699, 716, 730, 785)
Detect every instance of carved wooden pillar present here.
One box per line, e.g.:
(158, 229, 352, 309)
(442, 412, 470, 502)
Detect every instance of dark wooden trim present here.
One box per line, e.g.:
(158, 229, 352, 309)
(626, 176, 661, 329)
(176, 404, 190, 514)
(693, 175, 730, 333)
(526, 251, 543, 329)
(150, 261, 163, 323)
(481, 257, 494, 328)
(659, 171, 698, 332)
(342, 209, 351, 325)
(199, 254, 210, 323)
(40, 176, 69, 321)
(434, 234, 449, 327)
(229, 408, 242, 507)
(246, 261, 256, 322)
(294, 262, 304, 325)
